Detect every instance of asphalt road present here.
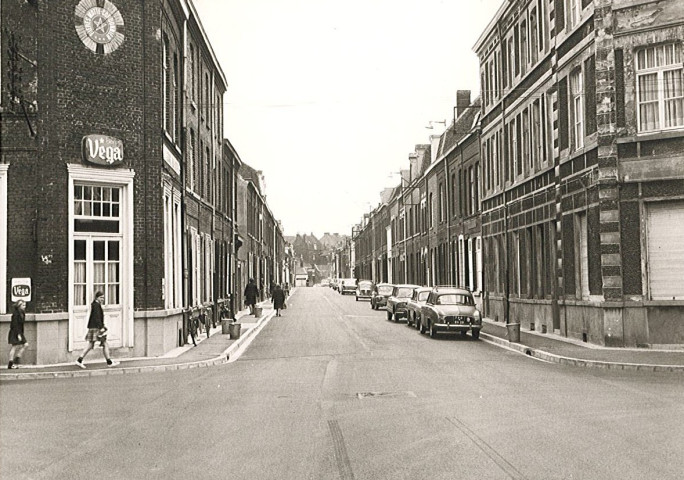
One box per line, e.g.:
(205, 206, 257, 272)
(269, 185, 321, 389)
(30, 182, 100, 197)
(1, 286, 683, 480)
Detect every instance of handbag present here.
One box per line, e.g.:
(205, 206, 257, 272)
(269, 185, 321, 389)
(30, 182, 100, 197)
(282, 303, 287, 310)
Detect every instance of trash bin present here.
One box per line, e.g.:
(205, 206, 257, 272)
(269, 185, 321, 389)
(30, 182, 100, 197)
(228, 322, 241, 339)
(253, 306, 263, 317)
(507, 323, 521, 343)
(221, 319, 231, 335)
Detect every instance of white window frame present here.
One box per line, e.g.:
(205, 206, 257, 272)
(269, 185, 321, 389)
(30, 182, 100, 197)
(570, 68, 584, 150)
(0, 164, 8, 314)
(636, 43, 684, 133)
(567, 0, 581, 29)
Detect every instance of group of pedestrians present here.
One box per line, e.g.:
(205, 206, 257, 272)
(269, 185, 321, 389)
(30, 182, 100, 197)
(8, 279, 292, 369)
(7, 290, 119, 370)
(243, 278, 288, 317)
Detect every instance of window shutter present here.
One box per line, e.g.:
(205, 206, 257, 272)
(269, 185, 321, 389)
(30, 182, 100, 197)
(615, 48, 625, 128)
(558, 76, 569, 150)
(584, 55, 596, 135)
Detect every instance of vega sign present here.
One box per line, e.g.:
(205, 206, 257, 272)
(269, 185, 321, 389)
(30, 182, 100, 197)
(82, 135, 124, 166)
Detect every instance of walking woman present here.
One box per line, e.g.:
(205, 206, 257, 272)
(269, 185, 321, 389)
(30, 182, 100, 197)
(7, 300, 28, 369)
(244, 278, 259, 315)
(75, 291, 119, 369)
(272, 284, 286, 317)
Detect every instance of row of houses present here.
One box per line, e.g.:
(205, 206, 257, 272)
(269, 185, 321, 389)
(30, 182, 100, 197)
(353, 0, 684, 348)
(0, 0, 293, 364)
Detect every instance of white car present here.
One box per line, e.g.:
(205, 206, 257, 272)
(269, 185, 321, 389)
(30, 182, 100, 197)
(339, 278, 357, 295)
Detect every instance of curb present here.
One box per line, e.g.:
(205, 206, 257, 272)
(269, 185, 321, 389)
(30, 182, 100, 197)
(0, 310, 275, 381)
(481, 333, 684, 373)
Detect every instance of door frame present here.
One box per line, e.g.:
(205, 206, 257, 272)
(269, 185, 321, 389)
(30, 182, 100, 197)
(67, 164, 135, 351)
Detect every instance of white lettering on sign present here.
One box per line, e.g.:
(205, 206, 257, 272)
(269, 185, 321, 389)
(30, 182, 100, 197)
(82, 135, 124, 166)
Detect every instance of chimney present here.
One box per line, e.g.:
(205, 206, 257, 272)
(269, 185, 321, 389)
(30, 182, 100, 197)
(455, 90, 471, 119)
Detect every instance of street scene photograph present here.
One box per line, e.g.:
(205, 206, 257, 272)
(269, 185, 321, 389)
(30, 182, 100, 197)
(1, 0, 684, 479)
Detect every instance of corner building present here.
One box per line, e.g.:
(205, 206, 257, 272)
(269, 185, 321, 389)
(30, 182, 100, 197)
(0, 0, 231, 363)
(475, 0, 684, 346)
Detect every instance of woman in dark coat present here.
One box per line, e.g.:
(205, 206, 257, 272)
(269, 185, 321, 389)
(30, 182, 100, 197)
(271, 284, 286, 317)
(244, 278, 259, 315)
(7, 300, 28, 369)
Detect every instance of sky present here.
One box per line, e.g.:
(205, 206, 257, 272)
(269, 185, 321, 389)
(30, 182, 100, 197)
(193, 0, 504, 238)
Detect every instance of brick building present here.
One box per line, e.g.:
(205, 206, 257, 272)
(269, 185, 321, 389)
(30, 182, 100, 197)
(353, 96, 482, 295)
(0, 0, 254, 363)
(475, 0, 684, 346)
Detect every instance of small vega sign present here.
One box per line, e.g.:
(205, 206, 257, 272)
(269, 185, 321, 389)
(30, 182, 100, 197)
(11, 278, 32, 303)
(82, 135, 124, 166)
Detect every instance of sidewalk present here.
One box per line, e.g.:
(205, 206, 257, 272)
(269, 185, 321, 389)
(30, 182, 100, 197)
(480, 318, 684, 372)
(0, 300, 276, 381)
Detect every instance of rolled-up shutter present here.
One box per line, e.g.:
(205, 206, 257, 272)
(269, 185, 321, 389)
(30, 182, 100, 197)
(647, 202, 684, 300)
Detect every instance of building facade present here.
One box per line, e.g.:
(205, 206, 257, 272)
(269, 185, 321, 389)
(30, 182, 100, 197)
(0, 0, 285, 363)
(353, 98, 482, 295)
(475, 0, 684, 346)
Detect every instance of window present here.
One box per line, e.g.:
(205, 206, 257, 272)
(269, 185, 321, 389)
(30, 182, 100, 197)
(520, 20, 528, 75)
(570, 68, 584, 149)
(74, 185, 120, 233)
(162, 35, 170, 133)
(530, 8, 538, 65)
(567, 0, 581, 29)
(188, 44, 196, 103)
(522, 108, 530, 172)
(575, 212, 589, 300)
(531, 99, 541, 170)
(428, 193, 433, 229)
(637, 43, 684, 132)
(188, 129, 196, 192)
(439, 183, 444, 223)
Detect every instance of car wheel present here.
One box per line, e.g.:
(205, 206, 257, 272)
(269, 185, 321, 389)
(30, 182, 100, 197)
(472, 329, 480, 340)
(415, 315, 421, 330)
(419, 320, 426, 334)
(407, 313, 414, 327)
(387, 310, 393, 321)
(429, 322, 438, 338)
(355, 296, 358, 301)
(461, 330, 468, 338)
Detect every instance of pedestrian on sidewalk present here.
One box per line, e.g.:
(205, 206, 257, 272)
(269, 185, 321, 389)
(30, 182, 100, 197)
(201, 307, 211, 338)
(75, 291, 119, 369)
(272, 284, 286, 317)
(7, 300, 28, 369)
(244, 278, 259, 315)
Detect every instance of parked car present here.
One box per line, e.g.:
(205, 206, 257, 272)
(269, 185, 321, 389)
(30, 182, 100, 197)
(419, 286, 482, 339)
(355, 280, 374, 301)
(370, 283, 394, 310)
(386, 284, 421, 321)
(406, 286, 431, 329)
(339, 278, 357, 295)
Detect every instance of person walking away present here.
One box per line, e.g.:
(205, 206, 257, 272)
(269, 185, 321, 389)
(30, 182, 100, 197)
(201, 307, 211, 339)
(7, 300, 28, 369)
(75, 291, 119, 368)
(272, 284, 286, 317)
(244, 278, 259, 315)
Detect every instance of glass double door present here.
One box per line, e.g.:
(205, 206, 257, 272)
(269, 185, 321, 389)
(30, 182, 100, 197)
(72, 236, 123, 347)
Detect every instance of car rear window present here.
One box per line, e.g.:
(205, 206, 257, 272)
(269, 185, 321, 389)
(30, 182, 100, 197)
(417, 291, 430, 301)
(377, 286, 393, 294)
(396, 287, 414, 297)
(436, 294, 474, 305)
(358, 282, 372, 288)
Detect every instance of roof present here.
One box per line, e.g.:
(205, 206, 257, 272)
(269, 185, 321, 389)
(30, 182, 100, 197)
(437, 97, 481, 159)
